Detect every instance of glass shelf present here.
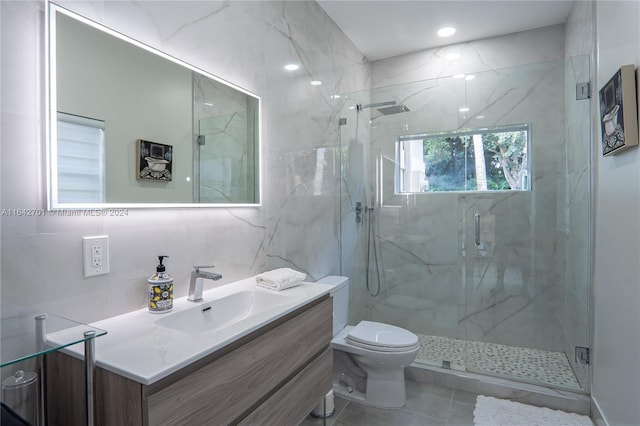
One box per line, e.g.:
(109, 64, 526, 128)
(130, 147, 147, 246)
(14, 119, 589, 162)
(1, 313, 107, 368)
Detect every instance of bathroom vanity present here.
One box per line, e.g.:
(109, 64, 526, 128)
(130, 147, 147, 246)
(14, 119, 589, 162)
(45, 280, 333, 425)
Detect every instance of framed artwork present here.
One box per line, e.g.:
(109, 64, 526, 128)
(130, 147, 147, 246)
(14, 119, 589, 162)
(599, 64, 638, 156)
(137, 139, 173, 181)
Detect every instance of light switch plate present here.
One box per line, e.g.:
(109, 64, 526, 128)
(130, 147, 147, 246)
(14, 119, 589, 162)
(82, 235, 109, 277)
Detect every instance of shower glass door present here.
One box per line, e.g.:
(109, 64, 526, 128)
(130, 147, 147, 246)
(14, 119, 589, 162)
(196, 109, 259, 203)
(338, 55, 591, 392)
(461, 55, 591, 391)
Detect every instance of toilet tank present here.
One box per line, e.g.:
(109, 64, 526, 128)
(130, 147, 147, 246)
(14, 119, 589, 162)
(315, 275, 349, 336)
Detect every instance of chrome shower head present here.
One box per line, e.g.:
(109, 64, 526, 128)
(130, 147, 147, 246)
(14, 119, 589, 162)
(377, 104, 410, 115)
(357, 101, 396, 112)
(356, 101, 410, 115)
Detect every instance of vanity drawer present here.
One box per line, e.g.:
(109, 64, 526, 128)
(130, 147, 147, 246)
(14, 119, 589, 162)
(239, 346, 332, 426)
(145, 296, 332, 425)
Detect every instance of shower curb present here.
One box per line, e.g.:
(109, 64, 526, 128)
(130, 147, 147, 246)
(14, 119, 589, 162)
(405, 364, 590, 416)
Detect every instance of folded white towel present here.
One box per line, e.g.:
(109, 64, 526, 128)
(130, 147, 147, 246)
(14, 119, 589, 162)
(256, 268, 306, 291)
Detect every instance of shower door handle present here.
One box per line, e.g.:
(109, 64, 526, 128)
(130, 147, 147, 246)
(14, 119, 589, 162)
(474, 213, 481, 246)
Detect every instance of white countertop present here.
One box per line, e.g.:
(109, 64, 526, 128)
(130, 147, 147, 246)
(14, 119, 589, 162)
(53, 278, 332, 385)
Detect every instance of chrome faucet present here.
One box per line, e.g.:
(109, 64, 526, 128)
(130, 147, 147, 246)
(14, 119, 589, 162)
(188, 265, 222, 302)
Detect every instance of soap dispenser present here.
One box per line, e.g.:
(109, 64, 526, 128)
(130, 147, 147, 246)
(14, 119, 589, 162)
(148, 255, 173, 313)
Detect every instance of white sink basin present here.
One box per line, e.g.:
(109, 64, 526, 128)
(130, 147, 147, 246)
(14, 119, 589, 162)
(53, 278, 333, 385)
(155, 290, 292, 334)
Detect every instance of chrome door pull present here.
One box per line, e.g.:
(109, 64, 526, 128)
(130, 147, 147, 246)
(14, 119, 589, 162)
(475, 213, 481, 246)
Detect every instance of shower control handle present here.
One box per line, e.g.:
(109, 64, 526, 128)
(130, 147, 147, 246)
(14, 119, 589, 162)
(475, 213, 481, 246)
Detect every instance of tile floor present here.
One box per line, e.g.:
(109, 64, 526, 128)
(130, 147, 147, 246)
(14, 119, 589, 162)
(301, 380, 477, 426)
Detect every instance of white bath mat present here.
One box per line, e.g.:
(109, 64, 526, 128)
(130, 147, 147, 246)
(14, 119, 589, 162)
(473, 395, 592, 426)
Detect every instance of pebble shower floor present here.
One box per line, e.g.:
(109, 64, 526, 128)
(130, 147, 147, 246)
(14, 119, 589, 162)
(416, 334, 582, 390)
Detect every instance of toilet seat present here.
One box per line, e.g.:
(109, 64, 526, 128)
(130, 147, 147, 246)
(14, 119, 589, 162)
(346, 321, 419, 353)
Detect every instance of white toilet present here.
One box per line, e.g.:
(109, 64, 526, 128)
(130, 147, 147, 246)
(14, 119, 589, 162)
(317, 276, 419, 409)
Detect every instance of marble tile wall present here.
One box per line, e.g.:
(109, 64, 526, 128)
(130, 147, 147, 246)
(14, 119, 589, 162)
(0, 0, 368, 323)
(370, 25, 566, 89)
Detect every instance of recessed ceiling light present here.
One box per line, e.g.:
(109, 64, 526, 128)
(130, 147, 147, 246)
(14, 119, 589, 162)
(476, 115, 485, 120)
(203, 101, 215, 107)
(453, 74, 466, 79)
(437, 27, 456, 37)
(465, 75, 476, 81)
(331, 94, 341, 99)
(446, 53, 460, 60)
(310, 80, 322, 86)
(284, 64, 300, 71)
(459, 107, 470, 112)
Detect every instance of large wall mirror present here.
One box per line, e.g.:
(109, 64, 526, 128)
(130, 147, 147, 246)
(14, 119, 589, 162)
(48, 4, 261, 208)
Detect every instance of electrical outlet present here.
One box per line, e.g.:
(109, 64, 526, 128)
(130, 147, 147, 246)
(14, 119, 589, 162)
(83, 235, 109, 277)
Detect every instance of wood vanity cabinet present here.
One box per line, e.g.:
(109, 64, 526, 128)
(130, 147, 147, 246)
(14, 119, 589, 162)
(46, 295, 333, 426)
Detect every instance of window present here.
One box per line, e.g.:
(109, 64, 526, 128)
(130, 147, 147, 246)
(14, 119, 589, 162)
(397, 124, 529, 193)
(56, 112, 106, 203)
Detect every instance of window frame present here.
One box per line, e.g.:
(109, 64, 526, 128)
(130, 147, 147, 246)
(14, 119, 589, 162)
(56, 112, 106, 203)
(395, 123, 531, 194)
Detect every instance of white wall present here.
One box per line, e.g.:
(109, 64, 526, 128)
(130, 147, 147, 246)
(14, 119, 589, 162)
(0, 1, 367, 324)
(593, 1, 640, 424)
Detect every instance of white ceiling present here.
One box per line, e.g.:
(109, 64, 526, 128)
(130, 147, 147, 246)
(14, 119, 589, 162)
(317, 1, 575, 61)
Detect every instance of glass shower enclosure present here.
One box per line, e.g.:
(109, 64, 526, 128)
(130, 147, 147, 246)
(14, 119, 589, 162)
(339, 55, 592, 392)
